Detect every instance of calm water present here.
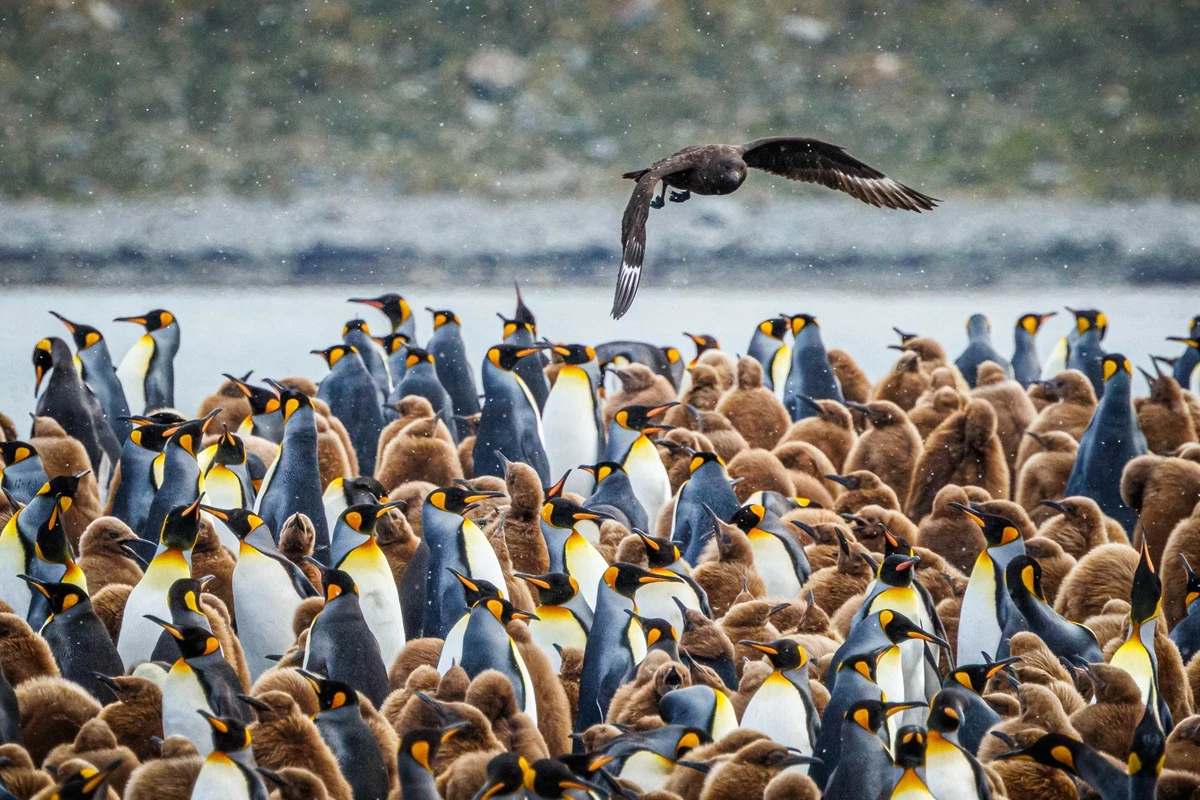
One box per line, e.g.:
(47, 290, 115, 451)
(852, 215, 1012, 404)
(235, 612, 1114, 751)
(1, 284, 1195, 425)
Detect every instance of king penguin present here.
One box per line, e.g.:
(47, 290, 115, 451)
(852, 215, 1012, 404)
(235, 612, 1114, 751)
(321, 475, 386, 547)
(580, 461, 648, 532)
(603, 403, 677, 528)
(1063, 353, 1147, 535)
(200, 428, 256, 551)
(670, 453, 740, 565)
(955, 313, 1012, 388)
(426, 308, 480, 440)
(822, 699, 922, 800)
(254, 382, 330, 562)
(576, 563, 681, 733)
(50, 311, 133, 440)
(350, 292, 416, 339)
(924, 690, 992, 800)
(747, 316, 791, 392)
(540, 494, 612, 611)
(455, 596, 540, 722)
(474, 343, 552, 484)
(387, 347, 457, 440)
(224, 374, 283, 444)
(436, 568, 504, 674)
(108, 411, 183, 534)
(43, 758, 124, 800)
(1065, 307, 1109, 397)
(341, 318, 392, 400)
(1167, 314, 1200, 386)
(517, 571, 593, 672)
(542, 343, 604, 497)
(1169, 554, 1200, 663)
(397, 724, 469, 800)
(588, 725, 706, 793)
(0, 475, 81, 621)
(303, 565, 391, 708)
(190, 709, 270, 800)
(938, 657, 1017, 755)
(297, 670, 390, 800)
(114, 309, 180, 413)
(1005, 554, 1102, 664)
(738, 638, 820, 760)
(19, 577, 123, 701)
(1111, 543, 1171, 726)
(0, 440, 48, 505)
(1011, 312, 1056, 388)
(631, 530, 710, 631)
(32, 336, 120, 472)
(499, 283, 551, 411)
(375, 332, 412, 387)
(313, 344, 386, 476)
(142, 410, 217, 543)
(953, 502, 1026, 665)
(149, 574, 216, 665)
(782, 314, 843, 421)
(729, 502, 811, 598)
(887, 726, 935, 800)
(117, 499, 201, 668)
(23, 486, 89, 630)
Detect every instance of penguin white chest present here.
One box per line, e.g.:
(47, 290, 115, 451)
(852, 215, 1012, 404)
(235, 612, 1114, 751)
(619, 752, 675, 792)
(564, 532, 608, 611)
(740, 673, 812, 758)
(0, 525, 31, 619)
(118, 552, 191, 667)
(436, 614, 470, 675)
(116, 334, 154, 414)
(527, 607, 588, 672)
(340, 544, 406, 666)
(624, 437, 670, 524)
(925, 739, 978, 800)
(748, 532, 802, 599)
(191, 756, 254, 800)
(163, 663, 216, 754)
(461, 520, 507, 591)
(232, 548, 305, 680)
(958, 555, 1002, 663)
(542, 368, 600, 489)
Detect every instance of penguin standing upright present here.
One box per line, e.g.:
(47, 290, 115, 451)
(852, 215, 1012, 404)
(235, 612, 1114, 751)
(887, 726, 935, 800)
(49, 311, 132, 441)
(955, 313, 1011, 388)
(821, 699, 921, 800)
(224, 374, 284, 444)
(375, 332, 412, 387)
(387, 348, 457, 440)
(729, 502, 811, 598)
(1005, 554, 1102, 664)
(32, 337, 120, 471)
(782, 314, 843, 421)
(255, 383, 330, 562)
(738, 639, 820, 759)
(540, 495, 612, 611)
(297, 671, 390, 800)
(303, 566, 391, 708)
(747, 316, 791, 392)
(142, 411, 217, 543)
(341, 319, 392, 400)
(1065, 307, 1109, 397)
(0, 476, 81, 620)
(631, 530, 710, 630)
(117, 499, 201, 667)
(190, 710, 270, 800)
(953, 503, 1026, 665)
(500, 283, 551, 411)
(396, 724, 468, 800)
(517, 571, 593, 671)
(1064, 353, 1147, 535)
(575, 563, 681, 733)
(924, 691, 992, 800)
(0, 441, 48, 505)
(1167, 314, 1200, 386)
(603, 403, 677, 526)
(671, 453, 740, 565)
(542, 344, 604, 497)
(581, 462, 648, 532)
(200, 429, 255, 551)
(351, 292, 416, 339)
(313, 344, 386, 476)
(426, 308, 480, 440)
(1170, 554, 1200, 663)
(474, 344, 551, 483)
(114, 309, 181, 413)
(1011, 313, 1056, 388)
(938, 659, 1016, 755)
(19, 577, 123, 701)
(436, 568, 504, 675)
(24, 488, 89, 630)
(456, 596, 540, 721)
(1110, 544, 1170, 725)
(108, 411, 183, 533)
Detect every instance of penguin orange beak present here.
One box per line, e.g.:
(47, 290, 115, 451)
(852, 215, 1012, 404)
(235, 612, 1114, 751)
(144, 615, 184, 639)
(510, 610, 539, 622)
(114, 315, 148, 326)
(514, 573, 551, 590)
(948, 502, 986, 527)
(638, 573, 683, 585)
(646, 402, 679, 418)
(349, 297, 385, 309)
(200, 506, 229, 521)
(448, 568, 480, 593)
(739, 640, 779, 655)
(183, 497, 203, 518)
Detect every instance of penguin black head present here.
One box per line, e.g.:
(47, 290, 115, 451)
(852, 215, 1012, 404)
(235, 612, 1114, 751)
(1006, 555, 1048, 603)
(374, 332, 411, 355)
(497, 312, 535, 340)
(474, 752, 533, 800)
(1129, 542, 1162, 627)
(545, 343, 595, 365)
(320, 567, 360, 602)
(161, 409, 221, 457)
(296, 669, 359, 713)
(687, 451, 725, 474)
(577, 461, 623, 486)
(1017, 312, 1057, 336)
(426, 484, 506, 515)
(1101, 353, 1133, 385)
(1066, 307, 1108, 339)
(404, 347, 434, 369)
(265, 381, 313, 423)
(1180, 555, 1200, 609)
(158, 498, 202, 550)
(845, 699, 924, 735)
(880, 527, 914, 558)
(341, 318, 371, 337)
(37, 472, 87, 505)
(223, 374, 281, 416)
(0, 440, 36, 466)
(450, 568, 505, 607)
(757, 317, 790, 340)
(480, 596, 538, 626)
(524, 758, 603, 799)
(892, 726, 927, 768)
(993, 731, 1082, 774)
(350, 293, 412, 329)
(949, 656, 1020, 694)
(927, 690, 969, 735)
(311, 344, 358, 368)
(787, 314, 818, 337)
(398, 723, 470, 774)
(338, 500, 407, 536)
(166, 575, 214, 617)
(114, 309, 176, 332)
(427, 308, 460, 330)
(31, 494, 73, 563)
(212, 427, 245, 465)
(634, 531, 684, 568)
(683, 333, 719, 360)
(836, 645, 888, 683)
(198, 710, 252, 754)
(739, 638, 807, 672)
(540, 497, 611, 530)
(31, 338, 62, 395)
(145, 616, 221, 659)
(1127, 703, 1166, 778)
(602, 562, 682, 599)
(19, 576, 88, 617)
(876, 553, 920, 587)
(200, 506, 268, 540)
(949, 502, 1022, 549)
(125, 412, 188, 450)
(628, 611, 677, 648)
(965, 313, 991, 337)
(486, 343, 545, 371)
(515, 572, 578, 607)
(49, 757, 123, 800)
(612, 403, 678, 434)
(878, 610, 948, 649)
(49, 311, 105, 352)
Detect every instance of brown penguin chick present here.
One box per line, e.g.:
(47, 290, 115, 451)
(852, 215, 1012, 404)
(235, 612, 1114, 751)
(1014, 369, 1098, 473)
(506, 622, 571, 755)
(828, 470, 901, 515)
(1023, 537, 1076, 603)
(609, 652, 691, 729)
(0, 743, 54, 798)
(376, 415, 463, 492)
(977, 683, 1081, 763)
(1035, 496, 1111, 561)
(196, 375, 253, 433)
(696, 348, 737, 391)
(122, 736, 202, 800)
(483, 517, 537, 614)
(15, 676, 101, 764)
(556, 646, 584, 723)
(845, 504, 920, 550)
(497, 458, 549, 576)
(827, 348, 870, 405)
(872, 350, 930, 412)
(694, 412, 749, 463)
(375, 395, 446, 469)
(906, 398, 1010, 521)
(1016, 432, 1079, 524)
(28, 416, 103, 549)
(897, 336, 953, 376)
(661, 729, 769, 799)
(277, 512, 323, 593)
(1166, 714, 1200, 773)
(1006, 631, 1077, 690)
(374, 506, 421, 601)
(986, 754, 1078, 800)
(725, 449, 793, 503)
(1135, 368, 1198, 454)
(915, 485, 987, 573)
(720, 601, 781, 674)
(1162, 501, 1200, 628)
(717, 357, 792, 451)
(191, 516, 237, 616)
(260, 766, 331, 800)
(843, 400, 923, 502)
(88, 584, 131, 642)
(678, 604, 736, 678)
(596, 519, 633, 564)
(972, 360, 1038, 475)
(42, 718, 139, 795)
(96, 675, 163, 763)
(829, 593, 865, 639)
(1122, 454, 1200, 566)
(464, 671, 548, 760)
(77, 516, 144, 593)
(250, 666, 320, 718)
(1053, 542, 1141, 622)
(247, 690, 353, 800)
(909, 385, 967, 442)
(805, 534, 874, 615)
(763, 773, 820, 800)
(1069, 663, 1145, 761)
(776, 398, 857, 473)
(664, 365, 723, 428)
(769, 442, 838, 507)
(699, 738, 816, 800)
(692, 521, 765, 618)
(0, 613, 58, 685)
(603, 364, 678, 427)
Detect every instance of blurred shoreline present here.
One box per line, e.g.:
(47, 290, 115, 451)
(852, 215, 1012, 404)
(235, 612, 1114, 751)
(1, 195, 1198, 287)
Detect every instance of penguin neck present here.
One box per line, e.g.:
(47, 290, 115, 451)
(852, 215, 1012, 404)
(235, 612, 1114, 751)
(604, 425, 641, 462)
(221, 746, 257, 771)
(281, 406, 318, 448)
(794, 326, 826, 352)
(986, 538, 1026, 572)
(1128, 771, 1158, 800)
(398, 757, 440, 797)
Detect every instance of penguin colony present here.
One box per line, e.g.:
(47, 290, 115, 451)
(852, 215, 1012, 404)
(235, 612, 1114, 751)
(3, 298, 1200, 800)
